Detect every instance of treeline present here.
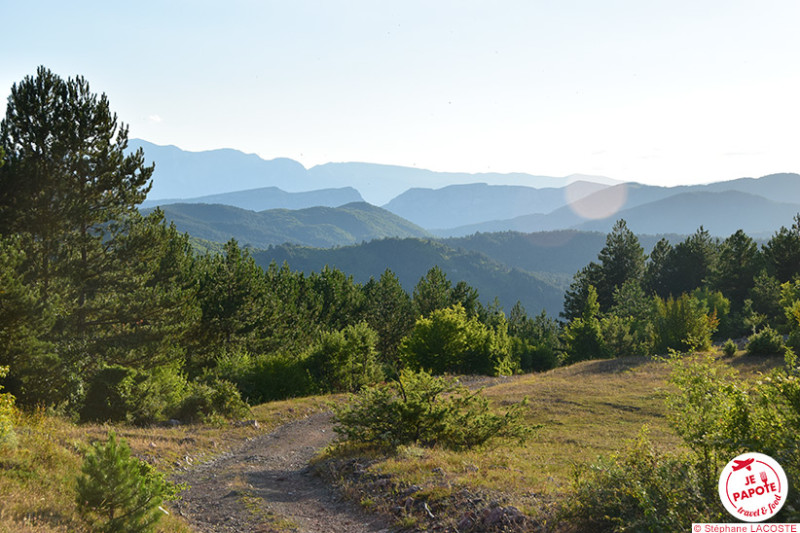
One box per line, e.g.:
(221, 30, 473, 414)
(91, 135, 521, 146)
(0, 68, 560, 424)
(559, 218, 800, 362)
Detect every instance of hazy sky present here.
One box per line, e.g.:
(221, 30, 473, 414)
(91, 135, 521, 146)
(2, 1, 799, 186)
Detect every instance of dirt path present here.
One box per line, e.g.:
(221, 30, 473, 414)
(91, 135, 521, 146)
(172, 412, 391, 533)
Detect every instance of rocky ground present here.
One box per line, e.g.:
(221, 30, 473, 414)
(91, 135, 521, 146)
(172, 412, 391, 533)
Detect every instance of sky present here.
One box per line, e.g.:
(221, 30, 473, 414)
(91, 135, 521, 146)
(2, 0, 800, 187)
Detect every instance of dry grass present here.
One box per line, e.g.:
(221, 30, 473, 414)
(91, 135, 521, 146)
(0, 394, 332, 533)
(331, 353, 783, 522)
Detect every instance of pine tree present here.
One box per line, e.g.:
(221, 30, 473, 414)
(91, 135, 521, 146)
(763, 214, 800, 283)
(362, 269, 414, 365)
(596, 219, 646, 310)
(76, 432, 181, 533)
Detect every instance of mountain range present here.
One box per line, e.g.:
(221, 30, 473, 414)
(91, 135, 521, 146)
(145, 202, 430, 249)
(130, 139, 618, 206)
(129, 138, 800, 314)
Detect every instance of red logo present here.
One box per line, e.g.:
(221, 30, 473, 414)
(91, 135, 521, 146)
(719, 453, 788, 522)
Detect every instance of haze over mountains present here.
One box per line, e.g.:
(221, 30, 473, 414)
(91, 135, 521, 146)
(130, 138, 800, 314)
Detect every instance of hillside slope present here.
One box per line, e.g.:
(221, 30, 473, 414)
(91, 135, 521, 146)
(141, 186, 363, 211)
(147, 202, 431, 248)
(252, 238, 567, 315)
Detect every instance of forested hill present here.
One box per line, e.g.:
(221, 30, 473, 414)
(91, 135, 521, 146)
(441, 230, 687, 276)
(252, 238, 568, 315)
(144, 201, 431, 248)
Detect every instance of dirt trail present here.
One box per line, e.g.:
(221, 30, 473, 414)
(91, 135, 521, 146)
(172, 412, 390, 533)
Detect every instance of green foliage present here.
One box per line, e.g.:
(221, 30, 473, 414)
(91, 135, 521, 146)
(76, 431, 182, 533)
(332, 369, 533, 450)
(745, 326, 785, 356)
(178, 377, 250, 422)
(508, 303, 561, 372)
(722, 338, 737, 357)
(652, 293, 718, 354)
(400, 304, 515, 376)
(307, 322, 383, 393)
(595, 219, 646, 310)
(562, 285, 610, 363)
(362, 269, 415, 366)
(80, 364, 248, 424)
(214, 350, 313, 403)
(665, 353, 800, 521)
(666, 354, 749, 491)
(562, 431, 722, 532)
(649, 227, 718, 298)
(0, 366, 15, 446)
(412, 265, 454, 318)
(763, 213, 800, 283)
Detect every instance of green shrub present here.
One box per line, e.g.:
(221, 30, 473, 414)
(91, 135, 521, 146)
(0, 366, 15, 446)
(333, 369, 534, 450)
(80, 366, 137, 423)
(746, 326, 785, 356)
(178, 377, 250, 422)
(400, 304, 515, 376)
(721, 338, 737, 357)
(214, 350, 313, 403)
(562, 286, 609, 364)
(76, 431, 183, 533)
(652, 293, 718, 354)
(306, 322, 384, 393)
(561, 432, 723, 532)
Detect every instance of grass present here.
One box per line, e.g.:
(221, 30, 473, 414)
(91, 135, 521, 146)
(0, 394, 332, 533)
(320, 352, 783, 527)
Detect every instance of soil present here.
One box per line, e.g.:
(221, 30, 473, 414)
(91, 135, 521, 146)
(172, 412, 391, 533)
(171, 375, 518, 533)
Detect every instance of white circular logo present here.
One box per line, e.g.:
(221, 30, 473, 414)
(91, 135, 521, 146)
(718, 452, 788, 522)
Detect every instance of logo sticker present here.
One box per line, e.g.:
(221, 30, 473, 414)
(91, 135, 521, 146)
(719, 452, 788, 522)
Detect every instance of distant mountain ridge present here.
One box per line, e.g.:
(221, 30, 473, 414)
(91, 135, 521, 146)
(382, 181, 609, 229)
(436, 175, 800, 237)
(129, 139, 618, 206)
(140, 186, 363, 211)
(146, 202, 431, 248)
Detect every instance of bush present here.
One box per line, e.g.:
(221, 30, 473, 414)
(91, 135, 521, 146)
(333, 369, 534, 450)
(0, 366, 15, 446)
(746, 326, 785, 356)
(562, 285, 611, 364)
(306, 322, 383, 393)
(721, 338, 738, 357)
(76, 431, 183, 533)
(561, 432, 723, 532)
(214, 350, 313, 403)
(652, 293, 718, 354)
(400, 304, 515, 376)
(178, 377, 250, 422)
(80, 364, 248, 424)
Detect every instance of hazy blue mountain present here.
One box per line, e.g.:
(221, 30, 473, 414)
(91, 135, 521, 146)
(436, 177, 800, 237)
(130, 139, 308, 200)
(252, 238, 568, 315)
(575, 191, 800, 237)
(130, 139, 618, 205)
(146, 202, 431, 248)
(382, 181, 609, 229)
(140, 186, 363, 211)
(307, 162, 619, 205)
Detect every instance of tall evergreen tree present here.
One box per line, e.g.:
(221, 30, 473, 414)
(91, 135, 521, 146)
(362, 269, 414, 365)
(0, 67, 153, 308)
(709, 229, 762, 308)
(763, 214, 800, 283)
(412, 266, 453, 318)
(658, 227, 718, 297)
(596, 219, 646, 310)
(644, 238, 673, 297)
